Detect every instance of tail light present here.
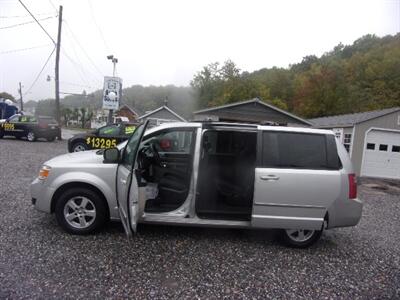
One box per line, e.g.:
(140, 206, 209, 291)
(348, 173, 357, 199)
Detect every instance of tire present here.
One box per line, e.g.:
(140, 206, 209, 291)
(280, 228, 323, 248)
(55, 187, 107, 235)
(27, 131, 36, 142)
(47, 136, 56, 142)
(72, 141, 88, 152)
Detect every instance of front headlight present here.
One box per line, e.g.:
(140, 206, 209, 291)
(38, 165, 51, 180)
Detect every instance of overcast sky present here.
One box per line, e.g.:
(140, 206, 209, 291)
(0, 0, 399, 101)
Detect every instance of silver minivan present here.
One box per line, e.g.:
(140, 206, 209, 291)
(31, 121, 362, 247)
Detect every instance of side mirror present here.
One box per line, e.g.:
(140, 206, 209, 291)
(103, 148, 120, 163)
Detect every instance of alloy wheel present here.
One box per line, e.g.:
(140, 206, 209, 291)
(285, 229, 315, 242)
(73, 144, 87, 152)
(63, 196, 96, 229)
(27, 132, 35, 142)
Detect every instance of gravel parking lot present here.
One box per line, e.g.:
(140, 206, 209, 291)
(0, 137, 399, 299)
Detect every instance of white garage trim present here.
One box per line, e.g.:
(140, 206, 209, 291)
(360, 127, 400, 179)
(349, 126, 355, 158)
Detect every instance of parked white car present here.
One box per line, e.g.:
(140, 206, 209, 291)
(31, 121, 362, 247)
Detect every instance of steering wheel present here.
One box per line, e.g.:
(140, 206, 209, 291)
(150, 142, 162, 166)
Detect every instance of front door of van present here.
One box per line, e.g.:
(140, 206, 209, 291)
(116, 121, 149, 237)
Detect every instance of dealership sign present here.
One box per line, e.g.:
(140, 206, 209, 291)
(102, 76, 122, 110)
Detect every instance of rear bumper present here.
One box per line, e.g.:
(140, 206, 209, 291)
(36, 128, 60, 138)
(328, 197, 363, 229)
(30, 178, 55, 213)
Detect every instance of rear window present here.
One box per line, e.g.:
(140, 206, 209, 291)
(262, 131, 341, 170)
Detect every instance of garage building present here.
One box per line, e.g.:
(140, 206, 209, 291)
(310, 107, 400, 179)
(193, 98, 312, 127)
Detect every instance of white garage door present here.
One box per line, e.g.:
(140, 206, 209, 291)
(361, 130, 400, 179)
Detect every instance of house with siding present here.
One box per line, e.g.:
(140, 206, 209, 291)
(138, 105, 186, 127)
(310, 107, 400, 179)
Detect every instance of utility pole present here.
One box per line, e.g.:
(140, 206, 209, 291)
(55, 5, 63, 139)
(18, 82, 23, 111)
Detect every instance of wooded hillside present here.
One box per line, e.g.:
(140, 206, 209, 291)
(192, 33, 400, 118)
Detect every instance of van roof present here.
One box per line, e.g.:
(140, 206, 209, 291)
(145, 121, 334, 135)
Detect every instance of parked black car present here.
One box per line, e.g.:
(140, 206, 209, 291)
(67, 123, 137, 152)
(0, 114, 60, 141)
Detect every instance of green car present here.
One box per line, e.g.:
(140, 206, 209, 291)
(67, 123, 137, 152)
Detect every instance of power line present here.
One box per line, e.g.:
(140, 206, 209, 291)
(87, 0, 111, 53)
(60, 81, 93, 89)
(63, 20, 104, 78)
(0, 44, 52, 54)
(0, 16, 56, 30)
(24, 47, 56, 96)
(46, 75, 94, 89)
(61, 47, 96, 88)
(48, 0, 59, 14)
(62, 24, 103, 86)
(63, 28, 99, 86)
(0, 12, 54, 19)
(18, 0, 56, 45)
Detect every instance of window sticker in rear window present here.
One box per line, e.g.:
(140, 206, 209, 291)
(125, 126, 136, 135)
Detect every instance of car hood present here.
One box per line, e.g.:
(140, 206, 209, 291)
(46, 149, 103, 166)
(69, 132, 90, 140)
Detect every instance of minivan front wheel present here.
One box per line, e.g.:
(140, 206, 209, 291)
(281, 228, 323, 248)
(55, 188, 107, 234)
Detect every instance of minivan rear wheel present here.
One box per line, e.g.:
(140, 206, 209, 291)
(55, 187, 107, 234)
(281, 228, 323, 248)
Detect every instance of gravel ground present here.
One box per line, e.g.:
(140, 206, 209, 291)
(0, 137, 399, 299)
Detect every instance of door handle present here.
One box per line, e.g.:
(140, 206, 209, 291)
(260, 175, 280, 181)
(120, 179, 127, 185)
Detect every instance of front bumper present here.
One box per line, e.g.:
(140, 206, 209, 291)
(30, 178, 55, 213)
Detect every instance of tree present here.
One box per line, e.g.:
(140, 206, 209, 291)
(35, 99, 56, 117)
(72, 108, 79, 123)
(80, 108, 86, 128)
(0, 92, 15, 102)
(61, 107, 72, 126)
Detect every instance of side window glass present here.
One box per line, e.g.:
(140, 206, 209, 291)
(9, 115, 20, 123)
(99, 125, 120, 136)
(148, 130, 193, 153)
(20, 116, 28, 122)
(262, 132, 333, 170)
(121, 124, 146, 169)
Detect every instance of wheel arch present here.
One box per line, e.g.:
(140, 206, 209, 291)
(70, 138, 88, 150)
(51, 182, 110, 221)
